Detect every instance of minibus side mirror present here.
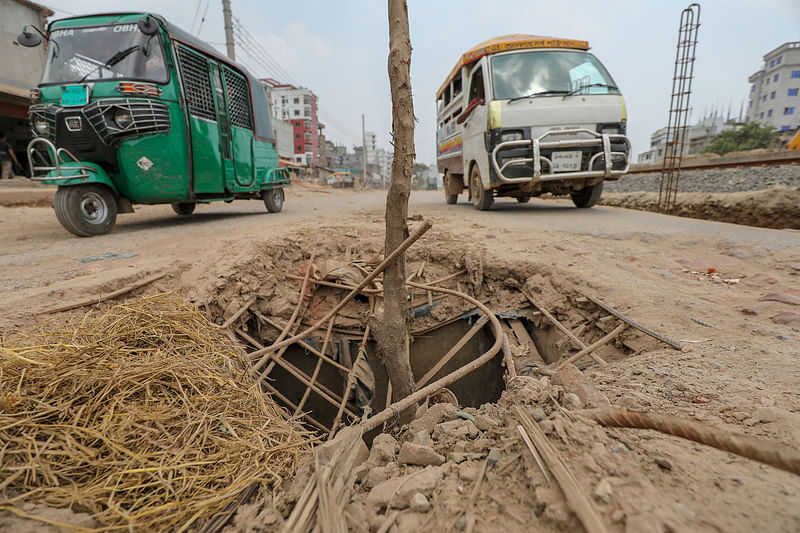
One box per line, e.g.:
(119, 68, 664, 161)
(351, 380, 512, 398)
(456, 98, 485, 124)
(138, 15, 159, 36)
(17, 25, 44, 47)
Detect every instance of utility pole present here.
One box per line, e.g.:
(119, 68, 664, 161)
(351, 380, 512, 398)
(362, 114, 368, 187)
(222, 0, 235, 61)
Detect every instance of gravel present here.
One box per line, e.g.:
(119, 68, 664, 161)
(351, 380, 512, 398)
(606, 166, 800, 194)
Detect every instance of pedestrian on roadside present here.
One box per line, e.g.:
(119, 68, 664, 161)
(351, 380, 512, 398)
(0, 132, 21, 179)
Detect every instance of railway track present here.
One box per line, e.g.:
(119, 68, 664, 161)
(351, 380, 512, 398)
(628, 150, 800, 174)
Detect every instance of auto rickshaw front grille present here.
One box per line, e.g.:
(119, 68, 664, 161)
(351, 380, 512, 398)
(222, 66, 253, 130)
(84, 99, 170, 145)
(177, 46, 217, 122)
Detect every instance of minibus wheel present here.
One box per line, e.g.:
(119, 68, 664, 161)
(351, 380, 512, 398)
(444, 172, 458, 204)
(171, 202, 196, 216)
(263, 188, 284, 213)
(54, 184, 117, 237)
(470, 166, 493, 211)
(571, 181, 603, 208)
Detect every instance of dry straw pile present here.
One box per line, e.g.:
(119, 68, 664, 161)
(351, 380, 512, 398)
(0, 293, 311, 531)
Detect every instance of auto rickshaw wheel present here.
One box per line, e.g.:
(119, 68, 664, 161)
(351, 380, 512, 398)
(470, 165, 493, 211)
(54, 184, 117, 237)
(516, 195, 531, 203)
(263, 188, 284, 213)
(171, 202, 196, 216)
(571, 181, 604, 208)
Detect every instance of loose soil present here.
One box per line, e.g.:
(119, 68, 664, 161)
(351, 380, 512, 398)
(600, 186, 800, 230)
(1, 188, 799, 532)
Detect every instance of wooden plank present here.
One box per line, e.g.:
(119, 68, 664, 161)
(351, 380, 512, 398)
(514, 406, 609, 533)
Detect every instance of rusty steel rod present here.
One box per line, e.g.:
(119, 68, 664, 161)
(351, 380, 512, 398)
(579, 408, 800, 476)
(415, 315, 490, 388)
(362, 281, 503, 432)
(585, 295, 683, 350)
(249, 221, 432, 368)
(556, 323, 626, 371)
(253, 312, 350, 373)
(295, 317, 336, 416)
(523, 290, 606, 366)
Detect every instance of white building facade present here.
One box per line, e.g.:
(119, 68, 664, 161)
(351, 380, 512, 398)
(746, 42, 800, 132)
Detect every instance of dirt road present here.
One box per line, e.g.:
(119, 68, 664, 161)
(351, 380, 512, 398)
(3, 188, 798, 324)
(2, 187, 799, 532)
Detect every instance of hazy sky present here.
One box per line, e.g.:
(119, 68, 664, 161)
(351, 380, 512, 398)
(39, 1, 800, 166)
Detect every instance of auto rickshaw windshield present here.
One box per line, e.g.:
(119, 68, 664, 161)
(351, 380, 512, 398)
(491, 50, 619, 100)
(42, 22, 168, 85)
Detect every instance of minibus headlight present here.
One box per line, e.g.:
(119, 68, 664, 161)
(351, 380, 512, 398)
(597, 122, 626, 135)
(500, 131, 523, 142)
(33, 116, 48, 134)
(113, 109, 133, 129)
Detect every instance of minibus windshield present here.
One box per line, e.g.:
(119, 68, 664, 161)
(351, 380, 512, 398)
(42, 23, 168, 85)
(491, 50, 618, 101)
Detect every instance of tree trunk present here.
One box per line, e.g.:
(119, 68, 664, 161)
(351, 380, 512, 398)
(374, 0, 416, 422)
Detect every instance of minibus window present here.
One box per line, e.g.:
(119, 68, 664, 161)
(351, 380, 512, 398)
(491, 50, 618, 100)
(469, 68, 485, 102)
(453, 78, 462, 96)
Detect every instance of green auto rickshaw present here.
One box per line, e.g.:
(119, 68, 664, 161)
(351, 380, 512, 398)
(17, 12, 289, 237)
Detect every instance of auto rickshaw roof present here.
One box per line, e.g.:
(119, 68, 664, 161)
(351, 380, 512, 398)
(47, 12, 275, 142)
(436, 34, 590, 99)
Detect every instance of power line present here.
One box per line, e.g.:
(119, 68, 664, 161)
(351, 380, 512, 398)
(232, 18, 360, 145)
(190, 0, 203, 34)
(196, 0, 211, 37)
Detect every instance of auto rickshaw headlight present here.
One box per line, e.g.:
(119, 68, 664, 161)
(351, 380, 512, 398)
(33, 116, 48, 134)
(113, 109, 133, 129)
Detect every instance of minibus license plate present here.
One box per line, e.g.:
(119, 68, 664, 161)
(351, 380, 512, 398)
(552, 151, 581, 172)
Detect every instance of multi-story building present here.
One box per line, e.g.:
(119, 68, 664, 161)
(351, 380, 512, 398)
(0, 0, 52, 170)
(261, 78, 320, 166)
(746, 41, 800, 132)
(637, 114, 735, 163)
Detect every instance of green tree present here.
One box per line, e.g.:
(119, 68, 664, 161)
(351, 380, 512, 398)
(703, 122, 776, 155)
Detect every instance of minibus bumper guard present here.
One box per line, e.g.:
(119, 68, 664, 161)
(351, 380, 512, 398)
(490, 129, 631, 184)
(27, 137, 95, 181)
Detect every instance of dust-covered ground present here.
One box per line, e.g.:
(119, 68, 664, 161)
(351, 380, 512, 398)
(601, 162, 800, 230)
(1, 187, 799, 532)
(601, 186, 800, 230)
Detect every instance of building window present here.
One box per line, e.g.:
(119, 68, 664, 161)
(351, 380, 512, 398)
(750, 85, 755, 92)
(767, 110, 772, 117)
(789, 88, 798, 96)
(762, 95, 767, 101)
(774, 74, 779, 82)
(771, 91, 776, 99)
(777, 56, 782, 65)
(293, 97, 299, 104)
(760, 112, 764, 119)
(766, 78, 770, 85)
(785, 107, 795, 115)
(770, 60, 775, 68)
(296, 145, 302, 152)
(294, 109, 300, 116)
(749, 100, 753, 108)
(793, 71, 800, 78)
(295, 133, 300, 138)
